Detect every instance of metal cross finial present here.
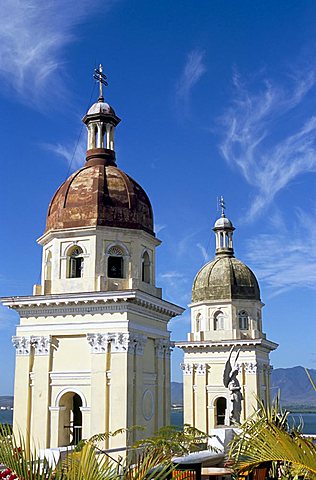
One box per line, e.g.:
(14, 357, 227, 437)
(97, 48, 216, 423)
(218, 196, 226, 217)
(93, 64, 108, 102)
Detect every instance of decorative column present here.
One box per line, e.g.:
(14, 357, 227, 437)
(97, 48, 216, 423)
(195, 363, 208, 433)
(29, 335, 53, 449)
(155, 338, 172, 428)
(130, 333, 147, 443)
(12, 336, 32, 443)
(181, 362, 195, 427)
(86, 333, 110, 442)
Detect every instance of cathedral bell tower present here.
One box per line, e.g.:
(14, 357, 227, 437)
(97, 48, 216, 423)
(3, 68, 183, 451)
(176, 200, 277, 433)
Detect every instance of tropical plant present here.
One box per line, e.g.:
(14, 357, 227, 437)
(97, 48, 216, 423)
(133, 424, 216, 458)
(0, 424, 174, 480)
(229, 398, 316, 479)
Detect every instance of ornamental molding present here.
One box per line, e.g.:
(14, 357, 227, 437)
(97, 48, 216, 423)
(86, 332, 148, 355)
(180, 363, 194, 375)
(240, 362, 257, 374)
(31, 336, 52, 355)
(196, 363, 208, 375)
(154, 338, 173, 358)
(180, 362, 209, 375)
(87, 333, 109, 353)
(3, 291, 184, 319)
(12, 335, 52, 356)
(12, 336, 31, 355)
(239, 362, 273, 374)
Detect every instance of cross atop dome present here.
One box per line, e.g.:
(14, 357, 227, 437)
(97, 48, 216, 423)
(213, 198, 235, 256)
(218, 195, 226, 217)
(93, 64, 108, 102)
(82, 66, 121, 166)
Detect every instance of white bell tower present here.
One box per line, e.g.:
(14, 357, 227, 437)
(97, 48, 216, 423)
(176, 200, 277, 433)
(3, 67, 184, 452)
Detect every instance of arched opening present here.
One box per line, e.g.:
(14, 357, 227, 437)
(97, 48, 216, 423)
(67, 246, 84, 279)
(195, 313, 201, 332)
(142, 251, 150, 283)
(107, 245, 124, 279)
(44, 251, 52, 294)
(214, 311, 225, 330)
(45, 251, 52, 281)
(215, 397, 227, 426)
(238, 310, 249, 330)
(58, 392, 83, 446)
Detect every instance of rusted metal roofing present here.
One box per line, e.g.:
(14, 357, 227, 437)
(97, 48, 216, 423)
(45, 150, 154, 235)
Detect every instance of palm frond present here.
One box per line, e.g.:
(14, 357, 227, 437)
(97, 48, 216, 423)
(230, 399, 316, 479)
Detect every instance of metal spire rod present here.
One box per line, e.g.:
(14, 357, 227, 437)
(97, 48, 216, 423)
(218, 196, 226, 217)
(93, 64, 108, 101)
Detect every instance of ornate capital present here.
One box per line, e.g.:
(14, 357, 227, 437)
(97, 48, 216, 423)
(241, 362, 258, 374)
(130, 333, 147, 355)
(155, 338, 173, 358)
(12, 336, 31, 355)
(196, 363, 208, 375)
(31, 336, 52, 355)
(110, 333, 130, 353)
(87, 333, 109, 353)
(180, 363, 194, 375)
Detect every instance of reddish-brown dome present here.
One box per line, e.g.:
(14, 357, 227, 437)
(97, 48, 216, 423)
(45, 151, 154, 235)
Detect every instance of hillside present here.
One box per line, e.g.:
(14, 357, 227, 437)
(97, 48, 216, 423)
(171, 366, 316, 407)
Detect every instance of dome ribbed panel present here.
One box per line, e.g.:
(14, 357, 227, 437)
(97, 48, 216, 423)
(192, 256, 260, 302)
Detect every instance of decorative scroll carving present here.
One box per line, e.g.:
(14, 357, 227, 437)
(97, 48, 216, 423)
(110, 333, 130, 353)
(130, 333, 147, 355)
(86, 333, 109, 353)
(31, 336, 52, 355)
(196, 363, 208, 375)
(154, 338, 173, 358)
(241, 362, 258, 374)
(12, 336, 31, 355)
(180, 363, 194, 375)
(87, 332, 148, 355)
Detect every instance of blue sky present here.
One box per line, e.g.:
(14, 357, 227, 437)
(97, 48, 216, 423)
(0, 0, 316, 394)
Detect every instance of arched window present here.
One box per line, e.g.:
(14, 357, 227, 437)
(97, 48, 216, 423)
(215, 397, 227, 426)
(67, 246, 84, 279)
(45, 251, 52, 281)
(107, 246, 124, 279)
(142, 251, 150, 283)
(214, 311, 225, 330)
(238, 310, 249, 330)
(195, 313, 201, 332)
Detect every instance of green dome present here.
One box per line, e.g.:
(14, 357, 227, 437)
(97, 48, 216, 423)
(192, 256, 260, 303)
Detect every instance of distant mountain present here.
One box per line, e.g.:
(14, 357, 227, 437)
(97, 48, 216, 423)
(171, 382, 183, 404)
(0, 396, 13, 408)
(271, 366, 316, 406)
(171, 366, 316, 407)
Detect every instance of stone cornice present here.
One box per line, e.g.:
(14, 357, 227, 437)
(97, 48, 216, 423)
(175, 338, 278, 352)
(37, 225, 161, 247)
(2, 290, 184, 319)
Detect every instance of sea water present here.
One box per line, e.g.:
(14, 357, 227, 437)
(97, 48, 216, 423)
(1, 410, 315, 435)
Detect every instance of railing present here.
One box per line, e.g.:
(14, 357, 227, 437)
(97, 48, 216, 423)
(64, 425, 82, 445)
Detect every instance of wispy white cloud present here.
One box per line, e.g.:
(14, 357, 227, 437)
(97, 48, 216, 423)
(41, 134, 87, 170)
(158, 271, 190, 305)
(245, 209, 316, 295)
(176, 49, 206, 104)
(220, 70, 316, 220)
(155, 224, 167, 235)
(196, 242, 210, 262)
(0, 0, 112, 107)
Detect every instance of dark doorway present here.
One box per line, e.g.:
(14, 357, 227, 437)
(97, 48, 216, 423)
(215, 397, 227, 426)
